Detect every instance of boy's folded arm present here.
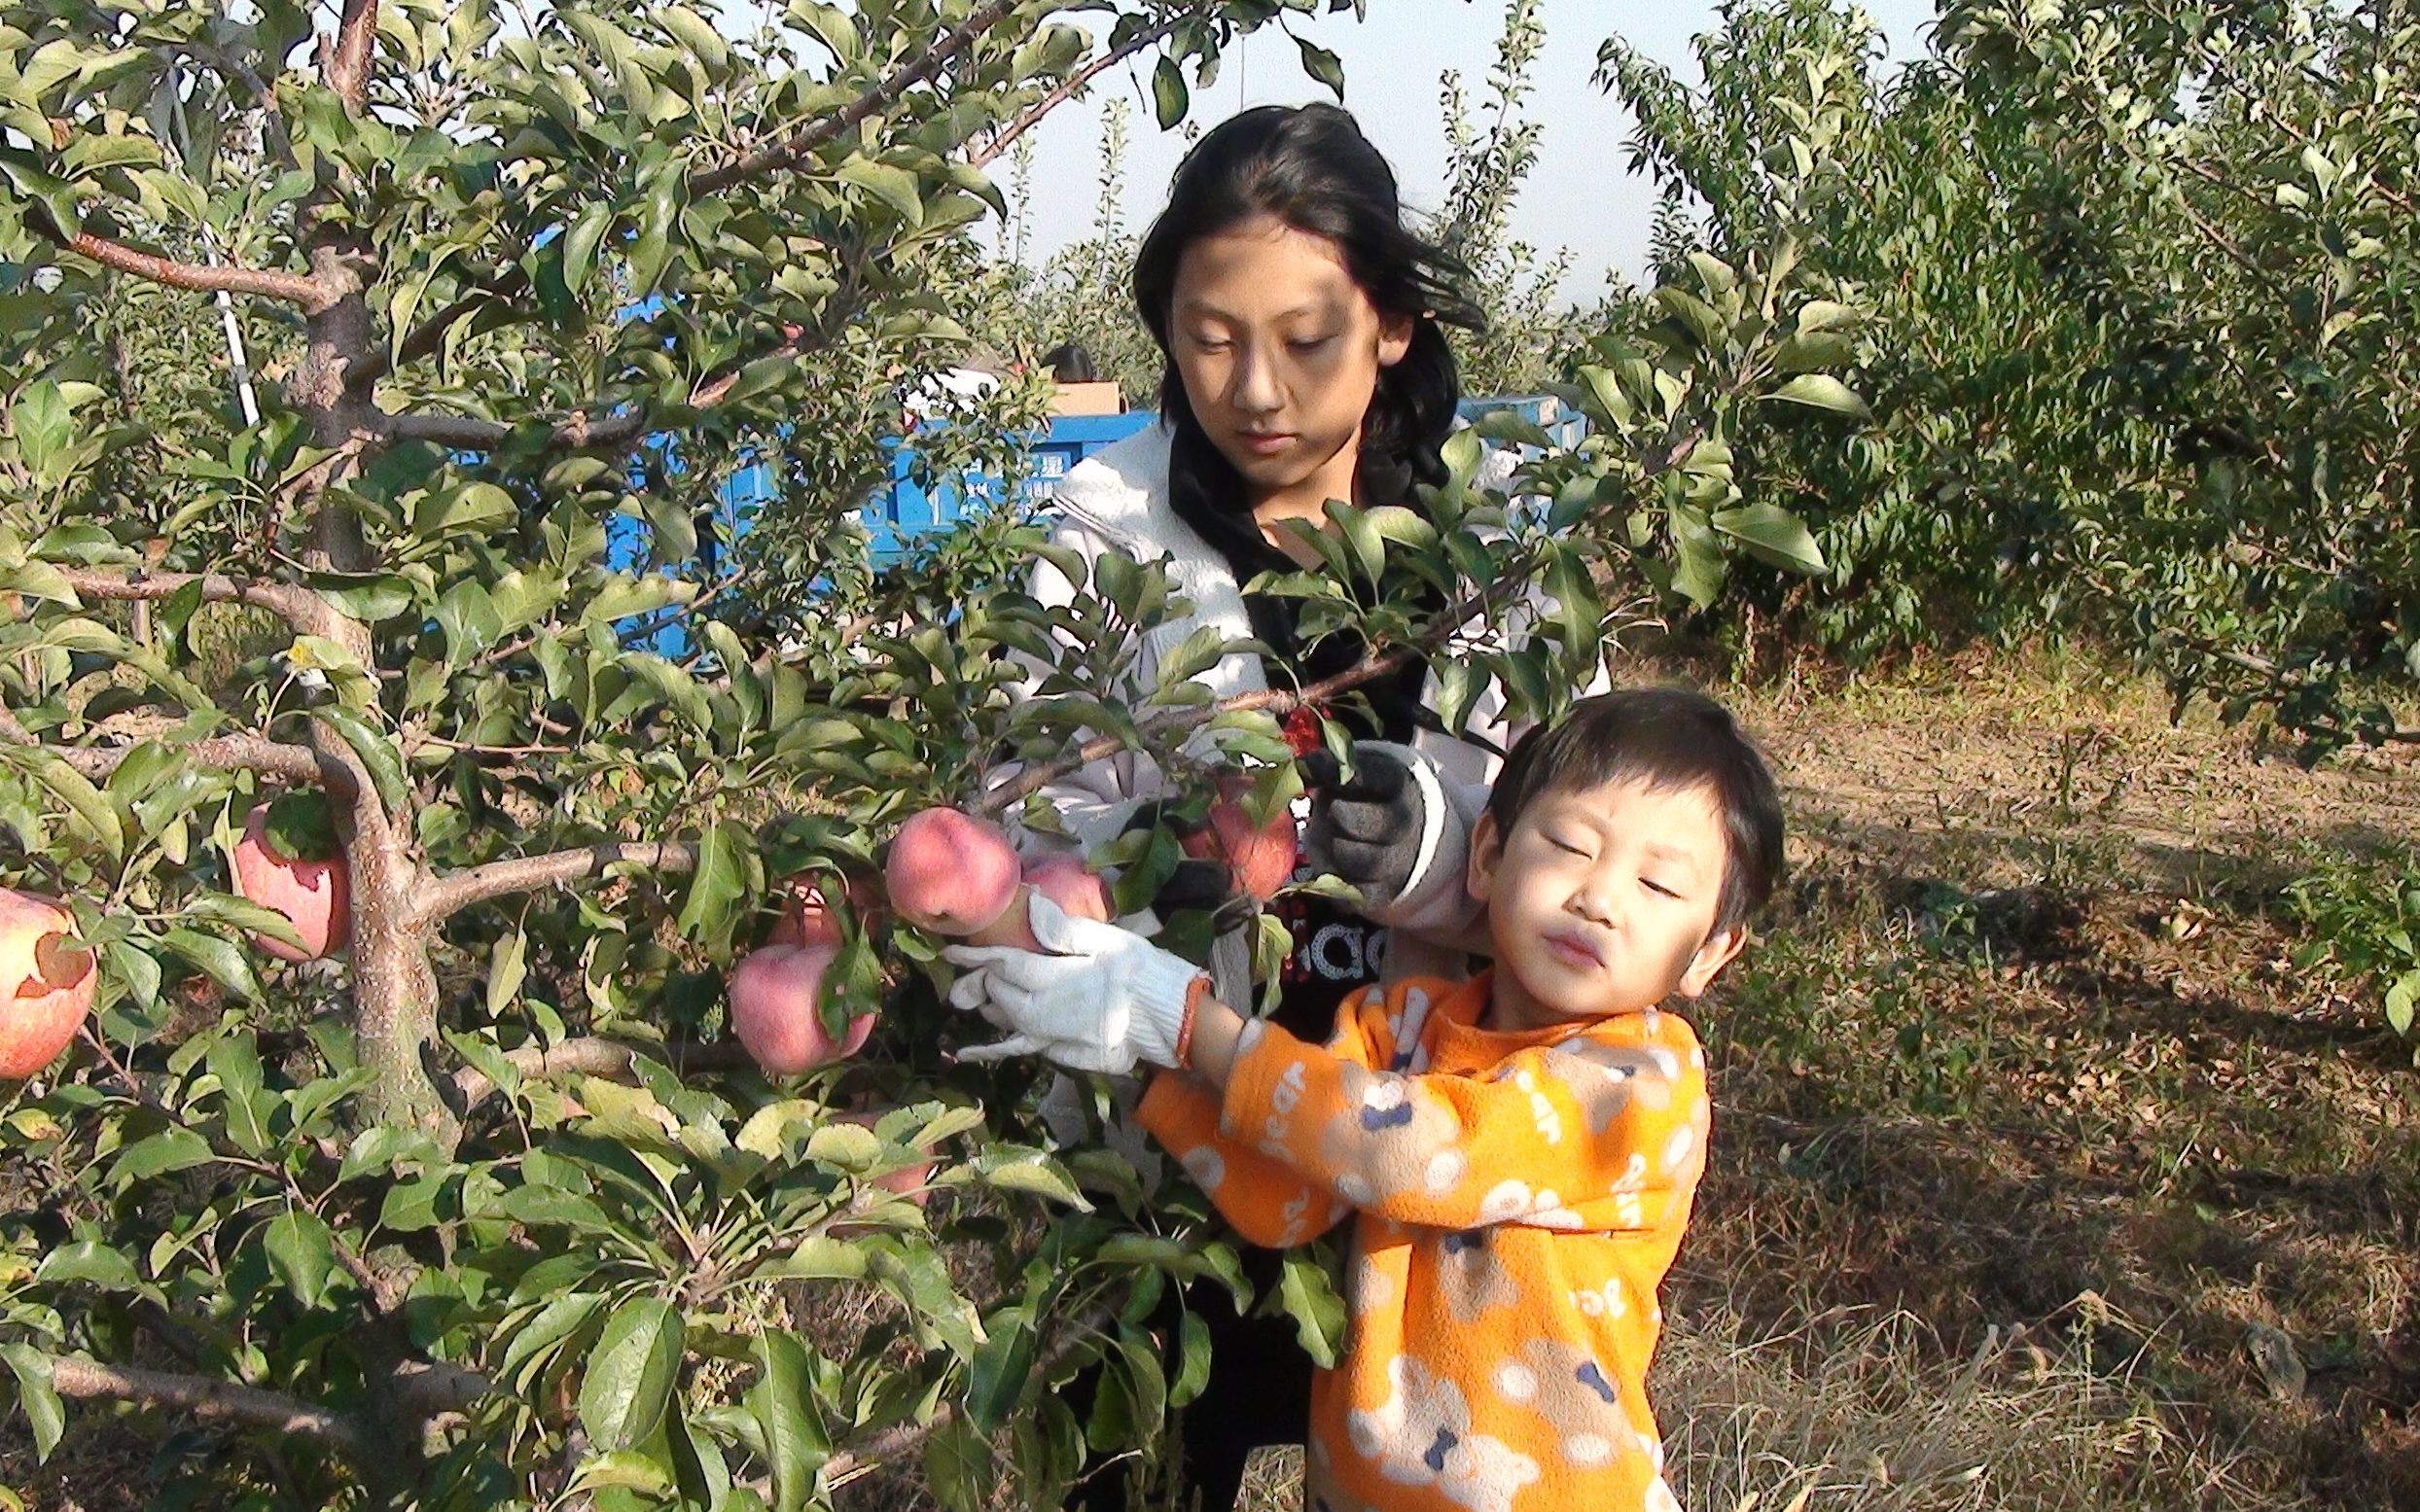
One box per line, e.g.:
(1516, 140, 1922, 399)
(1213, 1004, 1711, 1234)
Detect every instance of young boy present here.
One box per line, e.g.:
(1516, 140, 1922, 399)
(947, 687, 1785, 1512)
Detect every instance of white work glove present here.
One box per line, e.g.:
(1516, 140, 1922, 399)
(943, 894, 1202, 1075)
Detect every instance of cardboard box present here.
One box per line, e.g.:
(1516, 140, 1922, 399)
(1049, 380, 1124, 417)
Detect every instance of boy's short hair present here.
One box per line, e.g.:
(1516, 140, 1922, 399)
(1484, 687, 1784, 935)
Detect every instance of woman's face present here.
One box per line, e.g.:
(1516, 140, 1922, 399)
(1166, 214, 1412, 509)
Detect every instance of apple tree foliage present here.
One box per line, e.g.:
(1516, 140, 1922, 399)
(1595, 0, 2417, 753)
(0, 1, 1853, 1505)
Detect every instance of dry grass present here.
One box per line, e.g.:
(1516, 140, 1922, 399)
(1652, 1299, 2279, 1512)
(1226, 1302, 2271, 1512)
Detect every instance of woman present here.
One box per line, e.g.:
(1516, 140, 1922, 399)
(1001, 103, 1548, 1510)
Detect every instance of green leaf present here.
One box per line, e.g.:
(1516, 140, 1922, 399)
(3, 558, 82, 608)
(303, 572, 419, 623)
(1276, 1249, 1345, 1368)
(0, 1344, 64, 1461)
(499, 1291, 604, 1389)
(1711, 503, 1828, 577)
(260, 790, 340, 863)
(801, 1120, 882, 1173)
(206, 1035, 272, 1153)
(434, 580, 505, 665)
(36, 1240, 142, 1293)
(309, 706, 410, 815)
(837, 158, 922, 226)
(923, 1413, 988, 1512)
(674, 821, 748, 946)
(1170, 1310, 1213, 1407)
(747, 1331, 828, 1512)
(965, 1304, 1036, 1434)
(971, 1153, 1091, 1211)
(562, 203, 615, 298)
(753, 1236, 869, 1283)
(161, 928, 262, 1002)
(263, 1210, 337, 1309)
(486, 929, 528, 1017)
(1, 747, 125, 861)
(2386, 969, 2417, 1035)
(414, 481, 519, 537)
(10, 382, 73, 484)
(659, 7, 730, 72)
(579, 1296, 684, 1452)
(109, 1126, 216, 1186)
(176, 898, 297, 965)
(1795, 299, 1862, 334)
(1151, 54, 1189, 129)
(1295, 37, 1346, 98)
(101, 939, 160, 1009)
(1760, 373, 1870, 419)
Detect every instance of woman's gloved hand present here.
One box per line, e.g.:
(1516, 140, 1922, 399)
(1299, 741, 1451, 915)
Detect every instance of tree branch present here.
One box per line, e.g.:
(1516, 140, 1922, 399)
(43, 224, 331, 309)
(983, 538, 1572, 815)
(692, 0, 1020, 195)
(327, 0, 378, 115)
(55, 566, 352, 642)
(820, 1303, 1116, 1486)
(376, 300, 849, 454)
(978, 411, 1727, 815)
(45, 1355, 364, 1452)
(389, 1359, 494, 1421)
(450, 1035, 756, 1110)
(969, 19, 1184, 169)
(0, 704, 328, 786)
(419, 840, 701, 924)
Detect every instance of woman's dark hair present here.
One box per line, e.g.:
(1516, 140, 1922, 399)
(1042, 341, 1097, 383)
(1131, 103, 1483, 528)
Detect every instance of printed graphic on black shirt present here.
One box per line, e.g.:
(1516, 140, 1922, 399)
(1266, 890, 1386, 1042)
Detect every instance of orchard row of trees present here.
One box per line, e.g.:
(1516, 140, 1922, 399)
(1591, 0, 2418, 755)
(0, 0, 1852, 1507)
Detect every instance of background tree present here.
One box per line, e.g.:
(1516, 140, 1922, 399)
(1592, 0, 2417, 752)
(1434, 0, 1572, 398)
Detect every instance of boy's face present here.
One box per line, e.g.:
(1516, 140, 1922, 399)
(1468, 775, 1746, 1034)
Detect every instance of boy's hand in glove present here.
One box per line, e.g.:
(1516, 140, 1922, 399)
(943, 893, 1204, 1075)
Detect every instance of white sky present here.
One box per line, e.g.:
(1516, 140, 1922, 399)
(1000, 0, 1939, 300)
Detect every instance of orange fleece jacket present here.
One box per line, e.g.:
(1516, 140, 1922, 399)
(1136, 971, 1709, 1512)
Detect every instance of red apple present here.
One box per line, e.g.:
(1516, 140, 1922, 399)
(840, 1108, 936, 1202)
(767, 880, 844, 950)
(767, 874, 886, 949)
(1021, 855, 1113, 923)
(0, 888, 95, 1080)
(1183, 783, 1300, 902)
(728, 944, 873, 1074)
(885, 807, 1021, 935)
(232, 801, 350, 962)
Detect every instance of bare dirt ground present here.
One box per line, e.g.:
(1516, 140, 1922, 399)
(1672, 650, 2420, 1509)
